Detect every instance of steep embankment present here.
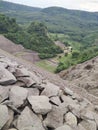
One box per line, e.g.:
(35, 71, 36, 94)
(59, 56, 98, 97)
(0, 35, 40, 63)
(0, 54, 98, 130)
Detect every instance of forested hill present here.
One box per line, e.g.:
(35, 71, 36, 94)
(1, 1, 98, 35)
(0, 1, 41, 12)
(0, 13, 62, 59)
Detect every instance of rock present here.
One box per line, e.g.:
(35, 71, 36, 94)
(2, 108, 14, 130)
(64, 112, 77, 127)
(67, 102, 81, 118)
(0, 105, 9, 129)
(9, 86, 28, 107)
(27, 88, 39, 96)
(61, 95, 76, 106)
(0, 85, 9, 103)
(0, 67, 16, 85)
(14, 67, 29, 77)
(16, 106, 45, 130)
(29, 71, 42, 84)
(93, 113, 98, 128)
(50, 96, 61, 106)
(55, 124, 72, 130)
(43, 103, 68, 128)
(17, 77, 36, 87)
(80, 110, 94, 120)
(41, 82, 60, 97)
(28, 95, 52, 114)
(77, 124, 87, 130)
(64, 87, 73, 96)
(72, 93, 83, 102)
(80, 120, 97, 130)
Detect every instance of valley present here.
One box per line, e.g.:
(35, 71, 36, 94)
(1, 1, 98, 73)
(1, 1, 98, 130)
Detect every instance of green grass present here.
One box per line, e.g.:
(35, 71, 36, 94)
(36, 60, 56, 73)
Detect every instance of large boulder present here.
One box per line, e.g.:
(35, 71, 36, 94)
(64, 112, 77, 127)
(41, 82, 60, 97)
(17, 77, 36, 87)
(28, 95, 52, 115)
(43, 103, 68, 129)
(16, 106, 45, 130)
(0, 105, 9, 129)
(14, 67, 30, 77)
(80, 120, 97, 130)
(0, 85, 9, 103)
(27, 88, 39, 96)
(0, 67, 16, 85)
(2, 108, 14, 130)
(9, 86, 28, 107)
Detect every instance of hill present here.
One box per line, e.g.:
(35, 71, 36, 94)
(0, 13, 62, 59)
(1, 1, 98, 35)
(1, 1, 98, 72)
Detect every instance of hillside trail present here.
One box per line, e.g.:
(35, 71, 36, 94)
(0, 48, 98, 105)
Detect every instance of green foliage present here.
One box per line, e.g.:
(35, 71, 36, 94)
(72, 51, 80, 58)
(0, 14, 62, 59)
(0, 14, 20, 33)
(1, 1, 98, 72)
(26, 22, 62, 58)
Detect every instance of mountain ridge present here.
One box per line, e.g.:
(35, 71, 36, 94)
(1, 0, 98, 34)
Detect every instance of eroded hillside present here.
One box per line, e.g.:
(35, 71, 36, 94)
(59, 56, 98, 98)
(0, 52, 98, 130)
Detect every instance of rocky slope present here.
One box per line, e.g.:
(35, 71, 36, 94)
(0, 52, 98, 130)
(59, 56, 98, 98)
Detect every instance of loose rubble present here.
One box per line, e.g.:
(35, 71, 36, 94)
(0, 56, 98, 130)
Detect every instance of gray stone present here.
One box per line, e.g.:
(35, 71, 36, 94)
(67, 102, 81, 118)
(55, 124, 72, 130)
(41, 82, 60, 97)
(29, 71, 42, 84)
(80, 120, 97, 130)
(64, 87, 73, 96)
(14, 67, 29, 77)
(50, 96, 61, 106)
(0, 85, 9, 103)
(77, 124, 87, 130)
(28, 95, 52, 114)
(16, 106, 45, 130)
(44, 103, 68, 129)
(2, 108, 14, 130)
(93, 112, 98, 128)
(0, 67, 16, 85)
(80, 110, 94, 120)
(61, 95, 77, 106)
(17, 77, 36, 87)
(0, 105, 9, 129)
(64, 112, 77, 127)
(9, 86, 28, 107)
(27, 88, 39, 96)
